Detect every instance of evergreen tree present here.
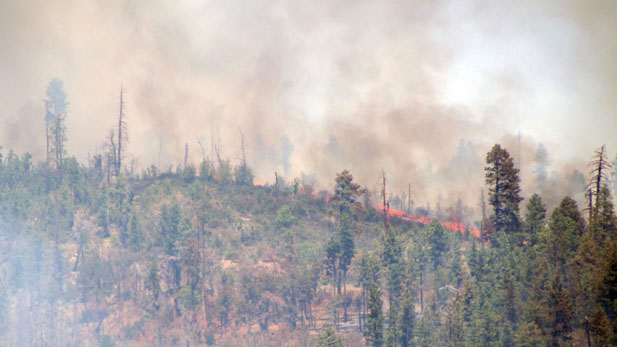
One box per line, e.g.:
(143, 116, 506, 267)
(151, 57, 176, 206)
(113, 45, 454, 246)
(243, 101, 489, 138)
(44, 78, 68, 171)
(467, 240, 486, 281)
(146, 262, 161, 312)
(485, 144, 522, 236)
(424, 219, 448, 269)
(444, 290, 464, 346)
(317, 327, 344, 347)
(338, 213, 355, 297)
(399, 289, 415, 347)
(358, 252, 380, 332)
(516, 321, 544, 347)
(385, 305, 400, 347)
(598, 241, 617, 322)
(325, 236, 340, 296)
(331, 170, 363, 297)
(331, 169, 364, 214)
(547, 274, 573, 346)
(383, 232, 404, 306)
(589, 306, 610, 347)
(548, 197, 585, 269)
(160, 202, 188, 257)
(589, 185, 617, 248)
(367, 283, 384, 347)
(416, 296, 441, 347)
(523, 193, 546, 247)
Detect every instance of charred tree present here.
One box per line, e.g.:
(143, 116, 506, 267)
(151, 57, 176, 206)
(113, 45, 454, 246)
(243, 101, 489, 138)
(381, 170, 390, 236)
(116, 86, 127, 176)
(586, 145, 612, 221)
(184, 143, 189, 169)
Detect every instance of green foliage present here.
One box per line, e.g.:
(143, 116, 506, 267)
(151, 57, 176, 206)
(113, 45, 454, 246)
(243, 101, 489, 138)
(516, 321, 544, 347)
(367, 283, 384, 347)
(385, 305, 400, 347)
(548, 197, 584, 268)
(331, 169, 364, 215)
(523, 193, 546, 247)
(423, 219, 448, 269)
(77, 253, 114, 302)
(275, 205, 297, 230)
(547, 273, 573, 346)
(485, 144, 522, 236)
(399, 289, 415, 347)
(316, 327, 344, 347)
(159, 202, 189, 256)
(234, 162, 254, 186)
(598, 241, 617, 321)
(589, 185, 617, 247)
(182, 164, 196, 183)
(1, 141, 616, 346)
(338, 213, 355, 279)
(146, 262, 161, 311)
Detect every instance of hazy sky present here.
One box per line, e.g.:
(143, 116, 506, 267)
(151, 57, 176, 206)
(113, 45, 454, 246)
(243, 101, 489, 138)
(1, 0, 615, 205)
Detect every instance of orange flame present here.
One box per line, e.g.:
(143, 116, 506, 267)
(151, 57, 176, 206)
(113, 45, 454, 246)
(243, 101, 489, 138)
(380, 206, 481, 238)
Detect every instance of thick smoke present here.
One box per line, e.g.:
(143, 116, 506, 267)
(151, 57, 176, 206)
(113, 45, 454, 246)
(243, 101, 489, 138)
(0, 0, 616, 211)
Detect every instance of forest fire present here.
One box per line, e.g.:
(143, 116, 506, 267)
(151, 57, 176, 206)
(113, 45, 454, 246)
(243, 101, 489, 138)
(383, 206, 481, 238)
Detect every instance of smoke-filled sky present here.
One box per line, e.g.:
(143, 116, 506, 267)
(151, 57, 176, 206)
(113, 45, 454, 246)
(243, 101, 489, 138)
(1, 0, 616, 208)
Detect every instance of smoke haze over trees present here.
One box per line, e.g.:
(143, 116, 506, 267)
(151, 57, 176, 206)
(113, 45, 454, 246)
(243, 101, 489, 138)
(1, 1, 617, 346)
(1, 0, 616, 211)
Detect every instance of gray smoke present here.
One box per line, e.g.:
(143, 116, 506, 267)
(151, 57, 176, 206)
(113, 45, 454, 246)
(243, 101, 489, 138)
(0, 0, 616, 211)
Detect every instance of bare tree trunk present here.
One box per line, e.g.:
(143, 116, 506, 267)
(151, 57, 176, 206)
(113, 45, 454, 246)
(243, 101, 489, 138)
(117, 86, 125, 176)
(382, 170, 389, 236)
(184, 143, 189, 169)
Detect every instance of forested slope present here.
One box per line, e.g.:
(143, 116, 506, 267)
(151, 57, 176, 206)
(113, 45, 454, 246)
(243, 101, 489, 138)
(0, 144, 616, 347)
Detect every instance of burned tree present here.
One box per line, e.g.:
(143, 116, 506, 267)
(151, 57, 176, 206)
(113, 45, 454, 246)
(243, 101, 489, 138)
(381, 170, 390, 236)
(586, 145, 612, 221)
(115, 86, 127, 176)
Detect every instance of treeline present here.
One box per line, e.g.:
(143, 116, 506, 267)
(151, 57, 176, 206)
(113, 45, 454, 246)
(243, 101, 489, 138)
(1, 79, 616, 346)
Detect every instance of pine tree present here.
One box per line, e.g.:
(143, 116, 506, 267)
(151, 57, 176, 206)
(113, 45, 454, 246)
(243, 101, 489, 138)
(383, 232, 404, 306)
(548, 274, 573, 346)
(358, 252, 380, 333)
(444, 290, 464, 346)
(573, 232, 600, 345)
(589, 307, 610, 347)
(325, 237, 340, 296)
(589, 185, 617, 248)
(317, 327, 344, 347)
(424, 219, 448, 269)
(385, 305, 400, 347)
(516, 321, 544, 347)
(332, 169, 364, 214)
(598, 241, 617, 322)
(43, 78, 68, 172)
(399, 289, 415, 347)
(485, 144, 522, 237)
(523, 194, 546, 247)
(548, 197, 585, 269)
(338, 213, 355, 297)
(367, 283, 384, 347)
(146, 262, 161, 312)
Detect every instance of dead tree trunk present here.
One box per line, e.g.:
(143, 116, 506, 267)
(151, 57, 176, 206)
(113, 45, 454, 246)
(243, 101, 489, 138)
(382, 170, 389, 236)
(116, 86, 125, 176)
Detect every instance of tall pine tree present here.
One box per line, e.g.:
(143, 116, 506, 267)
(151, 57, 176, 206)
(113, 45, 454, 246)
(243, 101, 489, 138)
(485, 144, 522, 237)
